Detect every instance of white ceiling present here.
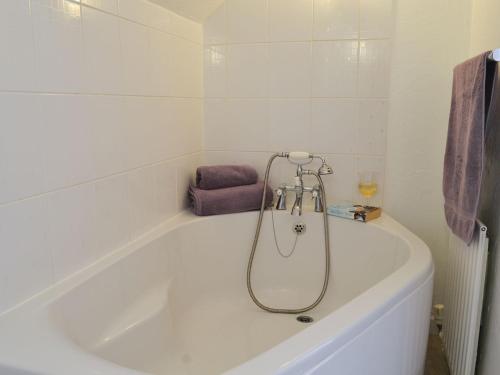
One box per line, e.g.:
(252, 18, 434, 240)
(150, 0, 225, 22)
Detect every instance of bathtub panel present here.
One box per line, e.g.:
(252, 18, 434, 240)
(301, 275, 433, 375)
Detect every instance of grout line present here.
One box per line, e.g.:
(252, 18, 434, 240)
(66, 0, 202, 46)
(358, 0, 362, 40)
(115, 0, 126, 92)
(205, 37, 392, 47)
(0, 151, 203, 210)
(204, 96, 390, 101)
(77, 1, 85, 87)
(0, 89, 203, 99)
(204, 149, 386, 158)
(27, 0, 38, 91)
(266, 0, 270, 43)
(356, 0, 362, 98)
(311, 0, 315, 42)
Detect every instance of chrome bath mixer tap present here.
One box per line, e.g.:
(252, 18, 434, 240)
(275, 154, 333, 216)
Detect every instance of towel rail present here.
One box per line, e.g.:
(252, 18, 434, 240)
(488, 49, 500, 62)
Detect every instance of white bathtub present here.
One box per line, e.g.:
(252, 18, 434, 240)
(0, 210, 433, 375)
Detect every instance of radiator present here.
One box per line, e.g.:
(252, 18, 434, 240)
(442, 223, 489, 375)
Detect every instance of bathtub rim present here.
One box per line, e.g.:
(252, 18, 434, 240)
(0, 211, 433, 375)
(225, 214, 434, 374)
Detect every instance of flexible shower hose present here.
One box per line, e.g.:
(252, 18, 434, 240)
(246, 153, 331, 314)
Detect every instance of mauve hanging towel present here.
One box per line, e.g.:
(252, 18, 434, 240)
(443, 51, 494, 244)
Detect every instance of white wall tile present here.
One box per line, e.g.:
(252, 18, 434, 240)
(175, 153, 202, 210)
(204, 99, 229, 150)
(312, 41, 359, 98)
(314, 0, 359, 40)
(0, 0, 36, 91)
(127, 166, 158, 238)
(148, 98, 172, 162)
(119, 19, 152, 95)
(227, 100, 270, 151)
(0, 251, 10, 312)
(322, 154, 356, 203)
(269, 0, 313, 42)
(123, 96, 154, 169)
(358, 40, 392, 98)
(148, 3, 172, 33)
(360, 0, 393, 39)
(204, 99, 269, 151)
(269, 99, 311, 151)
(95, 174, 131, 256)
(204, 3, 226, 45)
(357, 100, 388, 155)
(154, 35, 203, 97)
(151, 31, 203, 98)
(82, 6, 123, 94)
(171, 38, 203, 97)
(84, 96, 129, 178)
(0, 197, 52, 313)
(118, 0, 150, 25)
(227, 44, 269, 98)
(82, 0, 118, 14)
(170, 98, 203, 155)
(170, 12, 203, 44)
(121, 0, 181, 36)
(47, 184, 99, 281)
(269, 42, 311, 98)
(311, 99, 358, 154)
(40, 95, 97, 191)
(203, 151, 271, 176)
(205, 45, 227, 98)
(31, 0, 86, 92)
(172, 98, 203, 158)
(0, 0, 204, 315)
(226, 0, 268, 43)
(149, 29, 176, 97)
(167, 97, 203, 159)
(355, 156, 385, 206)
(154, 162, 178, 221)
(0, 94, 45, 204)
(202, 0, 393, 211)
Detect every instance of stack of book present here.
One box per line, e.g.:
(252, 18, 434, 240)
(327, 203, 382, 223)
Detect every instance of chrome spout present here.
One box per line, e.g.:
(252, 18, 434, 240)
(291, 171, 304, 216)
(291, 193, 303, 216)
(275, 187, 287, 210)
(313, 185, 323, 213)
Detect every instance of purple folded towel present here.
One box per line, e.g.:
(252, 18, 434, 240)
(443, 51, 494, 244)
(196, 165, 258, 190)
(189, 182, 273, 216)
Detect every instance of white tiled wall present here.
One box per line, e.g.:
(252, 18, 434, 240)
(0, 0, 202, 314)
(203, 0, 394, 204)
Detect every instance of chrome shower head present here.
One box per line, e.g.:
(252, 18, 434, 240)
(318, 160, 334, 175)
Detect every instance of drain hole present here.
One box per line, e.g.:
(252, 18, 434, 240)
(296, 315, 314, 323)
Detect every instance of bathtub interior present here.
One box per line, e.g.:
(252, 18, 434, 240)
(49, 212, 410, 375)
